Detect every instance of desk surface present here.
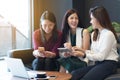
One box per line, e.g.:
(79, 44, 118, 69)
(45, 71, 71, 80)
(0, 71, 72, 80)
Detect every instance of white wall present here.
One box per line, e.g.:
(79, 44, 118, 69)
(0, 22, 14, 56)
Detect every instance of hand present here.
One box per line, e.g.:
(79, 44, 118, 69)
(38, 51, 45, 58)
(72, 46, 84, 52)
(64, 42, 72, 49)
(72, 51, 85, 57)
(33, 50, 45, 58)
(37, 47, 46, 57)
(38, 47, 45, 52)
(43, 51, 56, 58)
(63, 52, 71, 58)
(72, 46, 79, 51)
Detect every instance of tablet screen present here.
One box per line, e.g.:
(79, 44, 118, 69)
(57, 48, 71, 52)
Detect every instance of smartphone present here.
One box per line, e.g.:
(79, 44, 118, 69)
(50, 76, 56, 79)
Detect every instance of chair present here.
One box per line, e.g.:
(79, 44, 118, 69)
(7, 48, 60, 71)
(7, 48, 35, 70)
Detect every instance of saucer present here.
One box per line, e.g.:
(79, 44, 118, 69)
(37, 71, 46, 74)
(34, 76, 50, 80)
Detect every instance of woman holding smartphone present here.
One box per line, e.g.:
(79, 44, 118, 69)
(32, 11, 62, 71)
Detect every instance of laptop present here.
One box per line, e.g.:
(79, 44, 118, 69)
(5, 58, 36, 79)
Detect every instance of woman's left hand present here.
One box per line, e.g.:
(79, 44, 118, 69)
(72, 46, 85, 52)
(71, 51, 84, 57)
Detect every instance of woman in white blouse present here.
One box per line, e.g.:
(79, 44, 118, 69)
(71, 6, 119, 80)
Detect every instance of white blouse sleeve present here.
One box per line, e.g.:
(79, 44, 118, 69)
(86, 31, 117, 61)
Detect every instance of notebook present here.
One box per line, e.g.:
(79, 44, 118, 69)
(5, 58, 35, 79)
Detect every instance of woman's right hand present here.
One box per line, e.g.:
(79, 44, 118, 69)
(37, 47, 45, 57)
(33, 50, 45, 58)
(71, 50, 85, 57)
(64, 42, 72, 49)
(33, 50, 39, 57)
(63, 52, 71, 58)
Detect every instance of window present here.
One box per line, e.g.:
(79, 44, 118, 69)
(0, 0, 30, 37)
(0, 0, 33, 56)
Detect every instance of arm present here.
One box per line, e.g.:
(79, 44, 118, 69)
(79, 31, 117, 61)
(86, 31, 116, 61)
(33, 29, 42, 50)
(32, 30, 45, 57)
(82, 29, 90, 50)
(72, 30, 117, 61)
(71, 29, 90, 57)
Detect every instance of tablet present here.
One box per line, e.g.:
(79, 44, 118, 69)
(58, 48, 72, 57)
(57, 48, 71, 52)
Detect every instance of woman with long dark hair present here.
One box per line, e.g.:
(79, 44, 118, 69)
(71, 6, 119, 80)
(32, 11, 62, 71)
(58, 9, 90, 73)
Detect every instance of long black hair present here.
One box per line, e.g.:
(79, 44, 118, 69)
(89, 6, 117, 41)
(61, 9, 84, 46)
(40, 11, 58, 43)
